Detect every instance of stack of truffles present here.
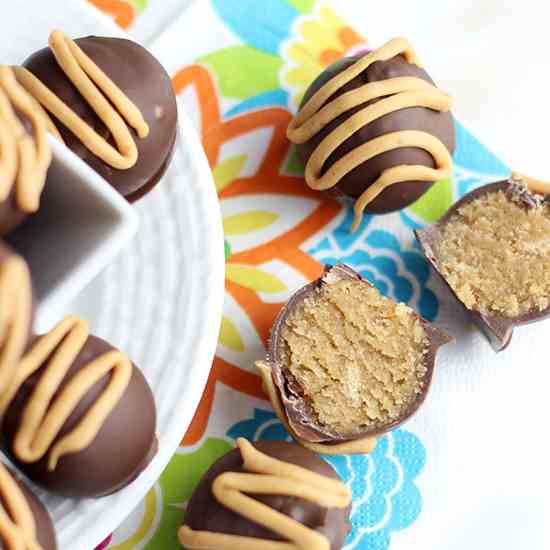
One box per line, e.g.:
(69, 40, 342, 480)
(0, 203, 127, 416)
(0, 29, 179, 549)
(2, 28, 550, 550)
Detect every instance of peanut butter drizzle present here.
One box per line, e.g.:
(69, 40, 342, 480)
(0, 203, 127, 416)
(0, 66, 51, 213)
(287, 37, 454, 231)
(255, 361, 377, 455)
(14, 30, 149, 170)
(179, 437, 351, 550)
(511, 172, 550, 196)
(0, 316, 132, 471)
(0, 463, 42, 550)
(0, 255, 32, 395)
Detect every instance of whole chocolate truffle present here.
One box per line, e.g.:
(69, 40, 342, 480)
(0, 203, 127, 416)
(180, 438, 351, 550)
(0, 464, 57, 550)
(22, 34, 177, 201)
(1, 316, 157, 498)
(288, 38, 455, 227)
(0, 240, 33, 394)
(415, 176, 550, 351)
(258, 264, 452, 453)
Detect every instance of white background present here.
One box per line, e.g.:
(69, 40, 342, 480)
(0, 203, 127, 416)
(333, 2, 550, 548)
(336, 0, 550, 181)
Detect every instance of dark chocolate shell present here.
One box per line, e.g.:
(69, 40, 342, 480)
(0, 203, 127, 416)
(415, 179, 550, 352)
(263, 264, 452, 448)
(182, 440, 351, 550)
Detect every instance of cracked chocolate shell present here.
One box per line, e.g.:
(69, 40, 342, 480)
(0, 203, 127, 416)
(415, 177, 550, 352)
(257, 264, 452, 454)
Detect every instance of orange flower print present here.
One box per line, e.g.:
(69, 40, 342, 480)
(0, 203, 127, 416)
(173, 65, 342, 445)
(86, 0, 147, 30)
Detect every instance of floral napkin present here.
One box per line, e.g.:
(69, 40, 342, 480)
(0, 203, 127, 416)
(88, 1, 547, 550)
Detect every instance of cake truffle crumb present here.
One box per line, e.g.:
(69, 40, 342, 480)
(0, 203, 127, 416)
(279, 278, 429, 436)
(437, 184, 550, 318)
(257, 264, 452, 454)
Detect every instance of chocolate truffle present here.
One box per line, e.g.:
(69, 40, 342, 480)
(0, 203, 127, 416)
(17, 30, 177, 201)
(0, 463, 57, 550)
(0, 65, 51, 236)
(1, 315, 157, 498)
(415, 175, 550, 351)
(0, 240, 33, 394)
(257, 264, 452, 454)
(179, 438, 351, 550)
(287, 37, 455, 231)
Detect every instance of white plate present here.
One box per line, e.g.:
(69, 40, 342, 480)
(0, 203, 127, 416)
(9, 135, 138, 333)
(36, 106, 224, 549)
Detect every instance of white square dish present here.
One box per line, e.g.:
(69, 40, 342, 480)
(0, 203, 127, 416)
(7, 135, 139, 331)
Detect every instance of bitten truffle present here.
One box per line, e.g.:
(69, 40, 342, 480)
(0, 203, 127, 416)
(416, 175, 550, 351)
(257, 264, 451, 454)
(179, 438, 351, 550)
(18, 31, 177, 201)
(1, 315, 157, 498)
(287, 37, 455, 231)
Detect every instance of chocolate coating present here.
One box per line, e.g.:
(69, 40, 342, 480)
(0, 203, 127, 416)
(0, 240, 15, 270)
(0, 467, 57, 550)
(415, 179, 550, 351)
(2, 334, 157, 498)
(297, 54, 455, 213)
(266, 264, 452, 444)
(23, 36, 178, 200)
(184, 440, 351, 550)
(0, 188, 27, 237)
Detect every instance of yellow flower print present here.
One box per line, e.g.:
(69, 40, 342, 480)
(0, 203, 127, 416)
(281, 3, 366, 107)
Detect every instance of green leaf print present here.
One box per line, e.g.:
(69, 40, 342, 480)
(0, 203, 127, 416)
(283, 145, 305, 177)
(287, 0, 316, 13)
(409, 179, 454, 224)
(130, 0, 147, 12)
(198, 46, 283, 100)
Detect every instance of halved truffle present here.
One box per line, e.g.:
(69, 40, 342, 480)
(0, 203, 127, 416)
(415, 176, 550, 351)
(257, 264, 452, 454)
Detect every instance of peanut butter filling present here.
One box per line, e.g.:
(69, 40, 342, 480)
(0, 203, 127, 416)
(287, 37, 453, 231)
(438, 182, 550, 317)
(279, 279, 428, 436)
